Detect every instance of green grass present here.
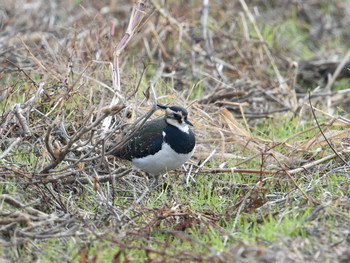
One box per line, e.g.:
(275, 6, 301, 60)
(1, 86, 348, 261)
(244, 208, 309, 242)
(254, 115, 314, 141)
(333, 79, 349, 92)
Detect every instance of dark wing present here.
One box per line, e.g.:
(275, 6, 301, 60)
(110, 118, 166, 160)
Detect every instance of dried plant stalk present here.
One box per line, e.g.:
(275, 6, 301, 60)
(101, 0, 147, 133)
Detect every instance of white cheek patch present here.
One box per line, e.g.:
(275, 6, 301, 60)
(166, 118, 190, 134)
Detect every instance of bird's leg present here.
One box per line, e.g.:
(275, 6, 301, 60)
(148, 174, 160, 188)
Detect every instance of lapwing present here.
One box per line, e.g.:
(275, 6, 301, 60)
(110, 105, 196, 178)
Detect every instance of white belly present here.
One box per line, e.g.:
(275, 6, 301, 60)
(132, 142, 194, 175)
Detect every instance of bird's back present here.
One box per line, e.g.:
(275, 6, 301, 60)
(110, 118, 166, 160)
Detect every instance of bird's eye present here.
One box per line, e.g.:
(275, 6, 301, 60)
(174, 114, 182, 122)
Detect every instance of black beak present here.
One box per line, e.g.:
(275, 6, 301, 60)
(157, 104, 168, 110)
(185, 119, 194, 126)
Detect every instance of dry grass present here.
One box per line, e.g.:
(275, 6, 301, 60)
(1, 0, 350, 262)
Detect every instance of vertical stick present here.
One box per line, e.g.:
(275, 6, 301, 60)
(101, 1, 147, 134)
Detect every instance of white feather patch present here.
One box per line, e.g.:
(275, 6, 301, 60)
(132, 142, 194, 175)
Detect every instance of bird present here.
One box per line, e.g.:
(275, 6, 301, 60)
(109, 104, 196, 178)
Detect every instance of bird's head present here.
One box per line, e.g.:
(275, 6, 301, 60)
(157, 104, 193, 132)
